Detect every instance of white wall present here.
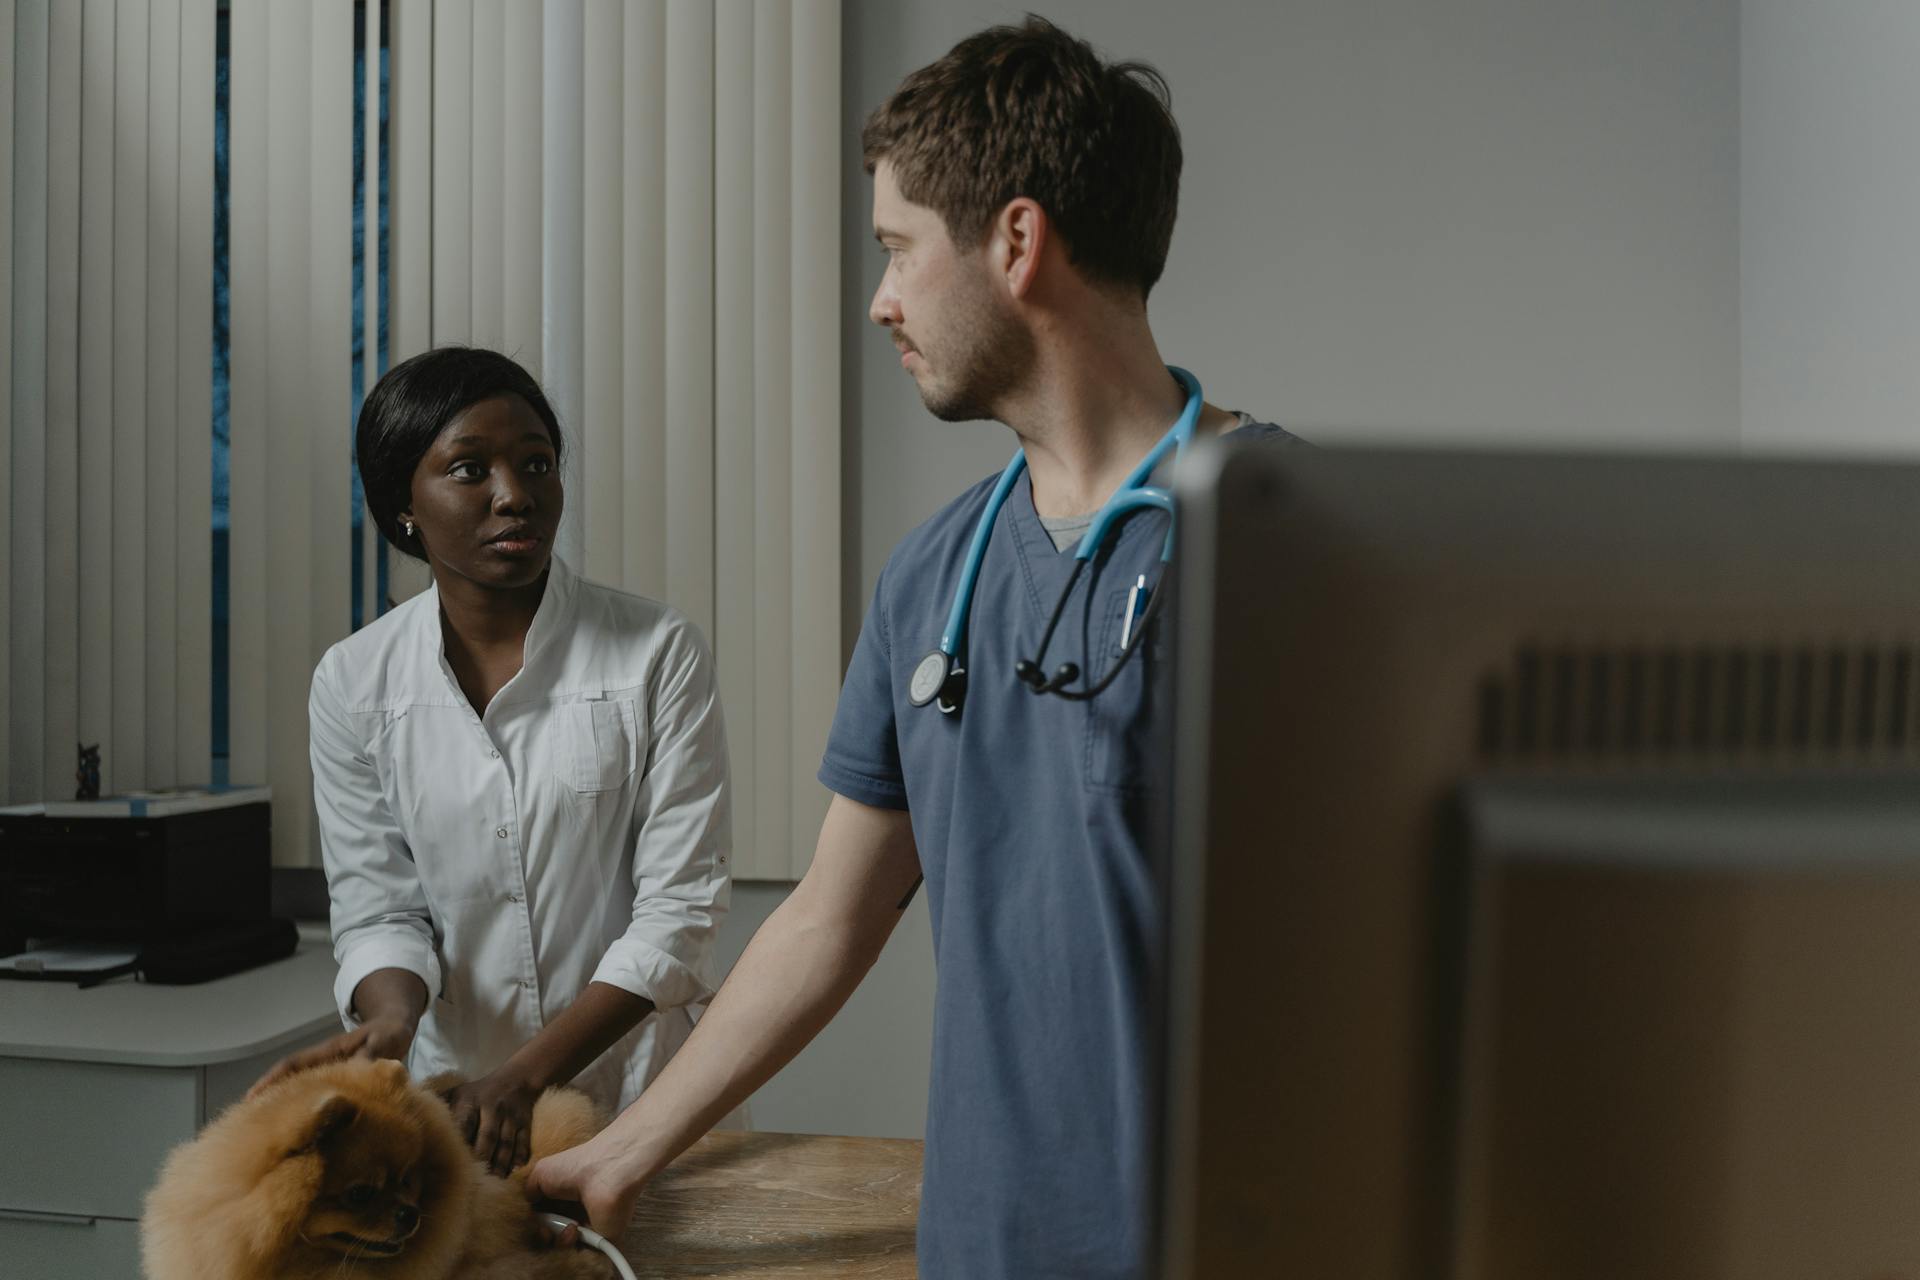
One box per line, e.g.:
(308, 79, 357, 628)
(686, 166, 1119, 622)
(729, 0, 1744, 1141)
(843, 0, 1741, 640)
(1740, 1, 1920, 456)
(713, 882, 936, 1138)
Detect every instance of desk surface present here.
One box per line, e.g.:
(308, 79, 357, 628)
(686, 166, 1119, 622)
(0, 924, 338, 1066)
(621, 1130, 922, 1277)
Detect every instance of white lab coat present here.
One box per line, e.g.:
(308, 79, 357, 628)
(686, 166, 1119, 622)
(309, 556, 731, 1114)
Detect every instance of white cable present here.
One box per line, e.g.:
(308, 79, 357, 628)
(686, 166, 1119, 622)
(538, 1213, 640, 1280)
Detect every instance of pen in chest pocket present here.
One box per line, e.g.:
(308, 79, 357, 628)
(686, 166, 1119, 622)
(1119, 574, 1149, 651)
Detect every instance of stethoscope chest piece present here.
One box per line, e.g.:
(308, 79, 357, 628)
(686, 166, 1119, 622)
(910, 650, 967, 714)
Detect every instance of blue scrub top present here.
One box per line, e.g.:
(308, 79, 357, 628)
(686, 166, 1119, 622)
(820, 422, 1301, 1280)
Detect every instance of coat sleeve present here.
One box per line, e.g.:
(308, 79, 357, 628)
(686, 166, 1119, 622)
(310, 650, 443, 1027)
(588, 615, 732, 1011)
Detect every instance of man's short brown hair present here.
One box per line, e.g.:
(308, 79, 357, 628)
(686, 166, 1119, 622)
(862, 15, 1183, 300)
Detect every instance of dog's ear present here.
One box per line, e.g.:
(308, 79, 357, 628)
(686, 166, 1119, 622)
(289, 1093, 359, 1156)
(371, 1058, 410, 1091)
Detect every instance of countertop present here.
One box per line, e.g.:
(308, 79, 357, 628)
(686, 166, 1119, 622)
(619, 1129, 923, 1277)
(0, 923, 338, 1066)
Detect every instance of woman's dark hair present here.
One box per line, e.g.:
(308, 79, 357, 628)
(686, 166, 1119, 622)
(356, 346, 564, 560)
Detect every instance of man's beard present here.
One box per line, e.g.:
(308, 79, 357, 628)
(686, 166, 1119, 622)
(913, 276, 1034, 424)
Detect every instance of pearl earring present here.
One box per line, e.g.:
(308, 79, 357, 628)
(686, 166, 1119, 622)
(402, 519, 416, 538)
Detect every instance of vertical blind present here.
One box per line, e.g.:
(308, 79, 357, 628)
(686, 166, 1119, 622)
(5, 0, 840, 881)
(226, 0, 354, 868)
(388, 0, 841, 879)
(4, 0, 218, 811)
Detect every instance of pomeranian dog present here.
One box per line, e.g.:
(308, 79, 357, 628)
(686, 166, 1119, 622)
(141, 1057, 618, 1280)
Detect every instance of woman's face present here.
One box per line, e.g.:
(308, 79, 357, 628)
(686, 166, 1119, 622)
(401, 393, 564, 593)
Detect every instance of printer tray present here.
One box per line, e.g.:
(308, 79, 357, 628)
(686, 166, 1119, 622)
(0, 918, 299, 986)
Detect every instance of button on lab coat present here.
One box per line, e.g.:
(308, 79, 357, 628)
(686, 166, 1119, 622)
(309, 556, 731, 1113)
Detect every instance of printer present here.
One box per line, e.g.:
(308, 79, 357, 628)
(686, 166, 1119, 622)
(0, 791, 294, 982)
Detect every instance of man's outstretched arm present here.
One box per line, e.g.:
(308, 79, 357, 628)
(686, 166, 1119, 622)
(524, 793, 923, 1236)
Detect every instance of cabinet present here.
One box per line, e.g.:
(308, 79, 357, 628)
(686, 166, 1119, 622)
(0, 927, 337, 1279)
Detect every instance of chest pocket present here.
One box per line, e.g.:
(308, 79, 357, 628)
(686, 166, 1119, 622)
(556, 697, 642, 793)
(1084, 583, 1170, 793)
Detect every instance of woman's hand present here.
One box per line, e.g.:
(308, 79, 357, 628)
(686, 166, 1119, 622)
(446, 981, 652, 1177)
(250, 967, 428, 1098)
(445, 1068, 546, 1176)
(524, 1131, 649, 1240)
(247, 1015, 418, 1098)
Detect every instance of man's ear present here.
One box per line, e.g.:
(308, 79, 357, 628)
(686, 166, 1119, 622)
(994, 197, 1049, 301)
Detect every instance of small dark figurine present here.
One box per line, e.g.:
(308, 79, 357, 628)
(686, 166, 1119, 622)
(75, 743, 101, 801)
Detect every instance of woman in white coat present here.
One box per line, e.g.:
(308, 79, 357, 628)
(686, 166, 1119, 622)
(256, 347, 731, 1177)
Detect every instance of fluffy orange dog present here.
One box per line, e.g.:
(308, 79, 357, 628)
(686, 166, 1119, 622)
(141, 1057, 617, 1280)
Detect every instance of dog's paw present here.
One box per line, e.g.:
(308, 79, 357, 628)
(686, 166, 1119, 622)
(587, 1246, 627, 1279)
(553, 1247, 621, 1280)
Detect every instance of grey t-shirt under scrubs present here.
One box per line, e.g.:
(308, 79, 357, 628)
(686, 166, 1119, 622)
(819, 421, 1302, 1280)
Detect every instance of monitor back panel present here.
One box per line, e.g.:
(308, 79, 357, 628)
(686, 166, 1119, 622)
(1163, 447, 1920, 1280)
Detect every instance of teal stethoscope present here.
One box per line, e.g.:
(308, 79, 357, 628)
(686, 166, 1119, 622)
(907, 366, 1202, 715)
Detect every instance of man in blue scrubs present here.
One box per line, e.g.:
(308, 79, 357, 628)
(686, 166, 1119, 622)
(528, 17, 1298, 1278)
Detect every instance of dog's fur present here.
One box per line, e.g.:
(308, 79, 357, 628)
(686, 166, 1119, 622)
(141, 1058, 616, 1280)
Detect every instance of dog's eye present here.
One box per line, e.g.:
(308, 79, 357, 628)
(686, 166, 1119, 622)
(343, 1185, 377, 1208)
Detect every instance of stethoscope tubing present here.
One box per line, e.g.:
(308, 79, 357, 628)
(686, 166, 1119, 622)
(538, 1214, 640, 1280)
(1069, 370, 1202, 566)
(943, 364, 1199, 664)
(941, 448, 1030, 660)
(912, 366, 1201, 713)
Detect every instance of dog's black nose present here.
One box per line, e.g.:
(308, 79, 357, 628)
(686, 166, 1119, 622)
(394, 1204, 420, 1233)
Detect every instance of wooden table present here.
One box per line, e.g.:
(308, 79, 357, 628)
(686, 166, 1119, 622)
(618, 1130, 923, 1277)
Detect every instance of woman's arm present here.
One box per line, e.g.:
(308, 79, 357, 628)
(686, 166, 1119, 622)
(250, 966, 428, 1096)
(251, 653, 443, 1097)
(587, 617, 733, 1013)
(309, 654, 445, 1020)
(349, 964, 431, 1028)
(445, 981, 655, 1174)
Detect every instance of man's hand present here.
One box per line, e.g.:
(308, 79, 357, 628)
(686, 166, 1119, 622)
(247, 1015, 417, 1099)
(525, 1132, 648, 1240)
(444, 1068, 545, 1176)
(516, 795, 921, 1239)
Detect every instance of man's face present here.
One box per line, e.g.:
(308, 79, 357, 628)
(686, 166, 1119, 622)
(868, 161, 1033, 422)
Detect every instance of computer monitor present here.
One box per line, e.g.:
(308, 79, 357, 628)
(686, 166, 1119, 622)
(1160, 446, 1920, 1280)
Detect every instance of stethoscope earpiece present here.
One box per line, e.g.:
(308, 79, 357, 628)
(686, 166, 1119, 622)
(1012, 658, 1083, 695)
